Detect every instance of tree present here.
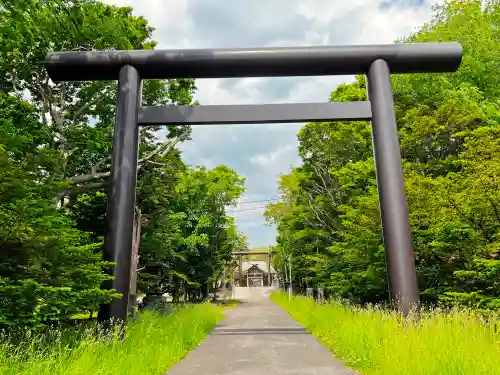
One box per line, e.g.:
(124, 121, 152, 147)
(266, 0, 500, 309)
(137, 164, 245, 304)
(0, 92, 118, 327)
(0, 0, 199, 327)
(0, 0, 196, 201)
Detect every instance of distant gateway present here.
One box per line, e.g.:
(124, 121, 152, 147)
(233, 260, 277, 287)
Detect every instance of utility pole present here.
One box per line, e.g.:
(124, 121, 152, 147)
(268, 252, 272, 286)
(283, 262, 287, 293)
(286, 198, 293, 299)
(239, 254, 243, 287)
(221, 267, 227, 303)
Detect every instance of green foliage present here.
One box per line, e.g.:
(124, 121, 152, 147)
(0, 92, 116, 327)
(266, 0, 500, 309)
(0, 0, 245, 329)
(138, 164, 246, 301)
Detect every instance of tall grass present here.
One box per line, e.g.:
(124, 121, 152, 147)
(271, 292, 500, 375)
(0, 303, 225, 375)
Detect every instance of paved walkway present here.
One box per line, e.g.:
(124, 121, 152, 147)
(166, 287, 358, 375)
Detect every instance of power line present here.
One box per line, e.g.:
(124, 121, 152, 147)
(227, 205, 269, 213)
(236, 198, 280, 204)
(225, 198, 282, 213)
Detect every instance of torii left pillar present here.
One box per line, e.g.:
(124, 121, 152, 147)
(98, 65, 141, 323)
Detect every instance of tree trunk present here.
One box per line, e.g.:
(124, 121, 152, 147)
(201, 281, 210, 301)
(128, 207, 141, 317)
(172, 277, 180, 303)
(172, 293, 180, 304)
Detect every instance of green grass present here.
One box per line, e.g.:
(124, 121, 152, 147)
(71, 311, 98, 320)
(271, 292, 500, 375)
(0, 303, 228, 375)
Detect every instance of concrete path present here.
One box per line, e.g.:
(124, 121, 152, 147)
(166, 287, 358, 375)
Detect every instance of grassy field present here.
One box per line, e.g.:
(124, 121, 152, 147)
(0, 303, 229, 375)
(271, 292, 500, 375)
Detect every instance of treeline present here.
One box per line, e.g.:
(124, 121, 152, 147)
(0, 0, 246, 328)
(266, 0, 500, 310)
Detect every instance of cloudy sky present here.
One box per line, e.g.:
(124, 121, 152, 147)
(104, 0, 439, 247)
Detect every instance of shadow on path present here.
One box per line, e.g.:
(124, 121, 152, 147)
(211, 327, 309, 335)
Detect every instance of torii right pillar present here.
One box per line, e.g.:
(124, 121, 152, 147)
(367, 59, 420, 316)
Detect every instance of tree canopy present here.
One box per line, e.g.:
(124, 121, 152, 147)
(266, 0, 500, 310)
(0, 0, 246, 328)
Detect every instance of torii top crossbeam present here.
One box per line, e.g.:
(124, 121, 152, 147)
(44, 42, 462, 82)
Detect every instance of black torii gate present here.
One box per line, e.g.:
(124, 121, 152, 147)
(44, 42, 462, 322)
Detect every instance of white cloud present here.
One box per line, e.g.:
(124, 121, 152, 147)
(103, 0, 439, 247)
(231, 206, 267, 222)
(250, 145, 295, 167)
